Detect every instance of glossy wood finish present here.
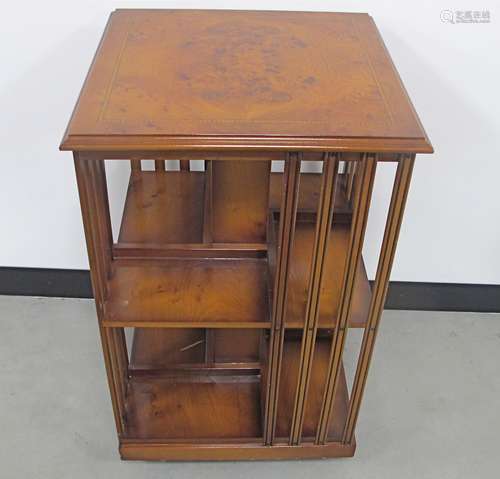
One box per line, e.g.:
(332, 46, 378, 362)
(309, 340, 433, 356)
(119, 441, 355, 461)
(66, 8, 432, 462)
(342, 155, 415, 444)
(316, 155, 376, 444)
(269, 172, 351, 221)
(272, 338, 349, 442)
(264, 155, 301, 445)
(289, 155, 339, 445)
(104, 259, 270, 328)
(118, 170, 353, 250)
(125, 376, 262, 440)
(211, 160, 271, 242)
(119, 171, 205, 244)
(277, 220, 371, 329)
(129, 328, 261, 374)
(60, 10, 432, 153)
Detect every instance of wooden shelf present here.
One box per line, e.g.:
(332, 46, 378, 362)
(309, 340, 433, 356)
(118, 170, 352, 246)
(119, 171, 205, 244)
(124, 375, 263, 441)
(129, 328, 262, 375)
(123, 334, 349, 443)
(103, 259, 270, 328)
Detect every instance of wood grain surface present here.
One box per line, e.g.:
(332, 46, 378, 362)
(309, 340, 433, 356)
(60, 9, 432, 152)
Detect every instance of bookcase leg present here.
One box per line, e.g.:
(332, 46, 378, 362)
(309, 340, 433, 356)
(289, 153, 339, 445)
(74, 153, 127, 435)
(342, 154, 415, 444)
(264, 153, 301, 445)
(315, 153, 377, 444)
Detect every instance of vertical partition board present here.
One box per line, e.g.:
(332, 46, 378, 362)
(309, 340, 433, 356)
(214, 329, 262, 363)
(211, 160, 271, 243)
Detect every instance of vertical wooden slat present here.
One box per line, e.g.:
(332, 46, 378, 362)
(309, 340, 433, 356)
(205, 329, 215, 366)
(202, 160, 214, 359)
(342, 154, 415, 444)
(89, 160, 113, 270)
(346, 159, 357, 202)
(289, 153, 339, 445)
(203, 160, 213, 243)
(315, 153, 377, 444)
(264, 153, 301, 445)
(130, 159, 141, 172)
(114, 327, 129, 384)
(107, 328, 128, 400)
(154, 159, 165, 171)
(89, 158, 129, 415)
(180, 160, 190, 171)
(74, 154, 126, 434)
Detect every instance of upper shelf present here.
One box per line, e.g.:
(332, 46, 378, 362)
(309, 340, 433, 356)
(60, 9, 432, 153)
(118, 170, 351, 246)
(119, 171, 205, 244)
(109, 168, 369, 329)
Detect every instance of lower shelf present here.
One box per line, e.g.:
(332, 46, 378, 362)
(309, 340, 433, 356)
(125, 375, 263, 440)
(122, 330, 351, 453)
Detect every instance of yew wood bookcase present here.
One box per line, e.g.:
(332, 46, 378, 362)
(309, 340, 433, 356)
(60, 9, 433, 461)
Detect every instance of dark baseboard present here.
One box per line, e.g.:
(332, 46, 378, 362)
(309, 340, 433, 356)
(382, 281, 500, 313)
(0, 267, 93, 299)
(0, 267, 499, 313)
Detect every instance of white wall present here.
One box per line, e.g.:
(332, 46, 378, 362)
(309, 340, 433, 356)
(1, 0, 499, 284)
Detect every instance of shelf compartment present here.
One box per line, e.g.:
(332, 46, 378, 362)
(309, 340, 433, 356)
(265, 337, 350, 442)
(124, 375, 262, 440)
(103, 259, 270, 328)
(269, 172, 352, 221)
(130, 328, 205, 372)
(119, 171, 205, 244)
(269, 219, 371, 329)
(117, 170, 352, 248)
(129, 328, 262, 375)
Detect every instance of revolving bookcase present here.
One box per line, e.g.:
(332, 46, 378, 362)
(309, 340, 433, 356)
(60, 9, 432, 461)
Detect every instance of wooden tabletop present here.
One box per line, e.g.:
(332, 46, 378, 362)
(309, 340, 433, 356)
(60, 9, 432, 153)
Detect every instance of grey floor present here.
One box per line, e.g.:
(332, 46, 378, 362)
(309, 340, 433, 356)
(0, 296, 499, 478)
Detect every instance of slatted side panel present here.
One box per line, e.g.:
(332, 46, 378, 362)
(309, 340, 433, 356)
(342, 154, 415, 444)
(342, 152, 361, 204)
(130, 159, 195, 172)
(263, 154, 301, 445)
(74, 155, 129, 435)
(288, 153, 339, 445)
(315, 153, 377, 444)
(210, 159, 271, 243)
